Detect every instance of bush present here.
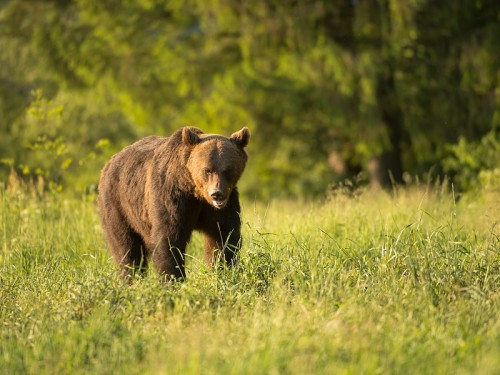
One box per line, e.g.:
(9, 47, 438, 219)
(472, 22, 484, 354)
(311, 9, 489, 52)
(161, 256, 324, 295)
(3, 90, 111, 195)
(443, 128, 500, 192)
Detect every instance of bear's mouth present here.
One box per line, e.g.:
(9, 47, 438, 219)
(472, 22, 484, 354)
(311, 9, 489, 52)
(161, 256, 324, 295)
(211, 198, 228, 209)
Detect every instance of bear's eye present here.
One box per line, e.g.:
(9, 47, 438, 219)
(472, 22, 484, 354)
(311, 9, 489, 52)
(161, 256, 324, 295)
(203, 168, 211, 177)
(223, 168, 234, 179)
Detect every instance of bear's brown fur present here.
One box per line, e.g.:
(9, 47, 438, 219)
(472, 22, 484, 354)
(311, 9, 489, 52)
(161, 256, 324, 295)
(98, 126, 250, 280)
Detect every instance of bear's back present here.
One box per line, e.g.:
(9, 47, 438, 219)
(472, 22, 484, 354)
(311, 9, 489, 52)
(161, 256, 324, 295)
(127, 135, 168, 155)
(106, 136, 168, 171)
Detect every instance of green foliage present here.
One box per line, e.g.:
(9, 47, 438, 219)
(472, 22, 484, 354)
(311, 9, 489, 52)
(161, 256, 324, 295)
(0, 188, 499, 374)
(443, 129, 500, 192)
(1, 0, 499, 197)
(3, 90, 113, 193)
(20, 89, 72, 192)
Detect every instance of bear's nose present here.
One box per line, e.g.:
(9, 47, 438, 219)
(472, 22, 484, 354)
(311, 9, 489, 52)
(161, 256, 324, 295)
(210, 190, 224, 201)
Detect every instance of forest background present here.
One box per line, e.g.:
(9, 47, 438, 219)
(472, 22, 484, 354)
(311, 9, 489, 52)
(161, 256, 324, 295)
(0, 0, 499, 199)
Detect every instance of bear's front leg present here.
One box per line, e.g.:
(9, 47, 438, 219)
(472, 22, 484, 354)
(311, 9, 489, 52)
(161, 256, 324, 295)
(150, 216, 192, 281)
(149, 190, 200, 281)
(204, 227, 241, 267)
(150, 236, 187, 280)
(200, 192, 242, 268)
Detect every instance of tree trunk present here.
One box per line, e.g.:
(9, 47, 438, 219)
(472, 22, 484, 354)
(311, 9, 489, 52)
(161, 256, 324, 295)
(370, 65, 406, 189)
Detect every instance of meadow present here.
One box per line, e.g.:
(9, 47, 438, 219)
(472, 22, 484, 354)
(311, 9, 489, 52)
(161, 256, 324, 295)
(0, 185, 498, 374)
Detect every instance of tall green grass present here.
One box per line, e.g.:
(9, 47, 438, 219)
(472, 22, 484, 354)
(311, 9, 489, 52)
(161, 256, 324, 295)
(0, 186, 499, 374)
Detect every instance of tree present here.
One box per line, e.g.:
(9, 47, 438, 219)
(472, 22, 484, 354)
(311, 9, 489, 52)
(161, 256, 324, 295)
(1, 0, 498, 197)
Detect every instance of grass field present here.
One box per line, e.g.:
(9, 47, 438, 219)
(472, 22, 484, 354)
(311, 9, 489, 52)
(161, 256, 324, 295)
(0, 185, 499, 374)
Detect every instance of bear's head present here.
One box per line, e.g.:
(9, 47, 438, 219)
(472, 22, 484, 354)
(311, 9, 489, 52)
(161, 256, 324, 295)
(183, 127, 250, 209)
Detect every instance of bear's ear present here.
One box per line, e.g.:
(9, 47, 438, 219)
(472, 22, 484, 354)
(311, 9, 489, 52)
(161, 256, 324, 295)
(182, 127, 202, 146)
(230, 127, 250, 148)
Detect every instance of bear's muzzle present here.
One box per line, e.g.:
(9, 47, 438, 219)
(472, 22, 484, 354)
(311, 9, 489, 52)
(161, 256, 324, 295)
(209, 189, 228, 209)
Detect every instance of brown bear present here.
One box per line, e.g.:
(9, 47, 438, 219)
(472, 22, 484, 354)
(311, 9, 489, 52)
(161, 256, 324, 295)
(98, 126, 250, 280)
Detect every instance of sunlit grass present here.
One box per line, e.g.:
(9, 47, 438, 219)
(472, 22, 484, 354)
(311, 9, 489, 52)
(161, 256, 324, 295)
(0, 186, 498, 374)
